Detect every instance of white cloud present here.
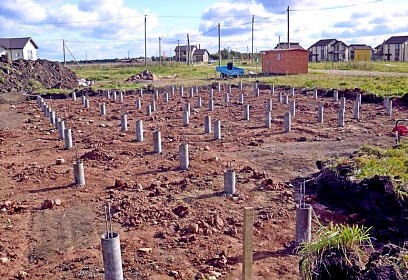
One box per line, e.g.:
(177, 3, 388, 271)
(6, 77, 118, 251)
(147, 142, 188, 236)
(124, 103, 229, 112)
(0, 0, 407, 60)
(0, 0, 47, 22)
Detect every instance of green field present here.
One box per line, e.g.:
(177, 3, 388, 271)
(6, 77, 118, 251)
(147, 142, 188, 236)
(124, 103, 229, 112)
(308, 61, 408, 73)
(69, 61, 408, 96)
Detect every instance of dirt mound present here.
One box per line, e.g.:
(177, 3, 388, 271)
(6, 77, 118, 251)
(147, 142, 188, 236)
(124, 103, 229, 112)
(80, 149, 113, 161)
(0, 59, 79, 93)
(125, 69, 159, 82)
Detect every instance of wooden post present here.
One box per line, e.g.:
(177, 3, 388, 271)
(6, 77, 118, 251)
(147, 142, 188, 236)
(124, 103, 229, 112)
(243, 207, 254, 280)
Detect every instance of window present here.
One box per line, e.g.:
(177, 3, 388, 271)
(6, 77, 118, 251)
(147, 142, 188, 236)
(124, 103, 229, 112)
(341, 45, 345, 51)
(321, 46, 325, 51)
(277, 53, 281, 60)
(396, 44, 400, 50)
(27, 50, 33, 60)
(15, 52, 19, 57)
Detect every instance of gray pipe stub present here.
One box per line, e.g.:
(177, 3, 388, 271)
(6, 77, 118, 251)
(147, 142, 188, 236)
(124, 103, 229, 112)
(101, 232, 124, 280)
(295, 204, 312, 245)
(73, 161, 85, 186)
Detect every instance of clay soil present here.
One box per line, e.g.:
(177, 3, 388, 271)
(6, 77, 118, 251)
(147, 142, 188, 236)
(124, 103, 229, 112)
(0, 84, 403, 280)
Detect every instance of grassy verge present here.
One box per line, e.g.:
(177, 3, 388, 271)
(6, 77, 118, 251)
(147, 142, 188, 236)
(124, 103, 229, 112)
(308, 61, 408, 73)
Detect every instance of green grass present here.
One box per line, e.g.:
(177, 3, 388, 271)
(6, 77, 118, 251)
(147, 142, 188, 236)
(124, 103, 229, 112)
(0, 76, 5, 84)
(309, 61, 408, 73)
(299, 223, 372, 280)
(258, 73, 408, 96)
(350, 142, 408, 199)
(68, 62, 408, 96)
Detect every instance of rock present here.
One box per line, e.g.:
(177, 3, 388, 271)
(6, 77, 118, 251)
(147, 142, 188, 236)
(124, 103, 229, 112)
(204, 145, 210, 151)
(136, 183, 143, 191)
(169, 271, 178, 276)
(17, 271, 28, 278)
(56, 158, 65, 165)
(187, 223, 199, 234)
(41, 199, 54, 210)
(195, 272, 205, 279)
(54, 198, 62, 206)
(348, 213, 361, 222)
(137, 248, 152, 253)
(99, 124, 106, 127)
(214, 215, 224, 228)
(209, 271, 222, 277)
(0, 257, 8, 264)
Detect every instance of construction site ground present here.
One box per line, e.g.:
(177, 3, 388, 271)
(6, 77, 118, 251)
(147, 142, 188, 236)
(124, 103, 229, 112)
(0, 84, 401, 280)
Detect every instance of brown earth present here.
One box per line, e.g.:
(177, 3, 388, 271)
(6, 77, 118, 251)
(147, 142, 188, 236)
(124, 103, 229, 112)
(0, 59, 78, 93)
(0, 84, 403, 279)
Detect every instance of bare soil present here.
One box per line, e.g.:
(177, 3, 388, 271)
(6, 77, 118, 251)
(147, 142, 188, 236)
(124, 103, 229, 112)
(0, 84, 403, 279)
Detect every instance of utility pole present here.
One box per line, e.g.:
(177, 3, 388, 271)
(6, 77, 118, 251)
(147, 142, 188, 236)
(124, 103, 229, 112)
(178, 40, 180, 66)
(144, 15, 147, 67)
(251, 15, 254, 64)
(159, 37, 161, 65)
(287, 6, 290, 49)
(63, 39, 66, 66)
(218, 23, 221, 67)
(187, 33, 190, 66)
(228, 47, 230, 61)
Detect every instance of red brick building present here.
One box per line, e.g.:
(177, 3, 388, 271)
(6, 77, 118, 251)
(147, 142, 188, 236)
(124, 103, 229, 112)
(261, 49, 308, 75)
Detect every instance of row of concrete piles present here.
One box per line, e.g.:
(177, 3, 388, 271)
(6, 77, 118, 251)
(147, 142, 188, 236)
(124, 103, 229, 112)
(36, 82, 394, 279)
(36, 95, 85, 187)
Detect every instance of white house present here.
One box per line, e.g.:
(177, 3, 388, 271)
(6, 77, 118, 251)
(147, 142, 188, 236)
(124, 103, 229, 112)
(0, 37, 39, 61)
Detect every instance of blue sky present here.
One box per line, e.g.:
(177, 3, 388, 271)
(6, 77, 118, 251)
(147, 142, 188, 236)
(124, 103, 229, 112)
(0, 0, 407, 61)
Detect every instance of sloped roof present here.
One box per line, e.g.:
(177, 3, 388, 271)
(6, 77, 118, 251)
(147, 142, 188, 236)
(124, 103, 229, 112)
(262, 48, 308, 53)
(274, 42, 304, 50)
(174, 45, 197, 52)
(309, 39, 337, 48)
(0, 37, 38, 49)
(383, 36, 408, 44)
(193, 49, 209, 55)
(349, 44, 373, 50)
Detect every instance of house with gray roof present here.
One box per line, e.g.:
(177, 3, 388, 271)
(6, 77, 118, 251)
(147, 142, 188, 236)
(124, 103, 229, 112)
(381, 35, 408, 61)
(0, 37, 39, 61)
(193, 48, 210, 63)
(307, 39, 349, 62)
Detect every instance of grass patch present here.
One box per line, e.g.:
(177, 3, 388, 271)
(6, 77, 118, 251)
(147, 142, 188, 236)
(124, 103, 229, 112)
(69, 63, 408, 96)
(299, 223, 372, 280)
(309, 61, 408, 73)
(27, 78, 43, 91)
(0, 76, 5, 84)
(350, 142, 408, 199)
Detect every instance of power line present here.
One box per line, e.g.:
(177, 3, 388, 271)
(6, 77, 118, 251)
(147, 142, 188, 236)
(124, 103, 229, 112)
(292, 0, 382, 11)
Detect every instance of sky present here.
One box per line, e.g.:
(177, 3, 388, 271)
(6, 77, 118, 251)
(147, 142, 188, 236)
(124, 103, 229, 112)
(0, 0, 407, 61)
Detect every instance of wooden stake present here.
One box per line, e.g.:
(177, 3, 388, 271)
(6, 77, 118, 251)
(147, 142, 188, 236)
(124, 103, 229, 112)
(243, 207, 254, 280)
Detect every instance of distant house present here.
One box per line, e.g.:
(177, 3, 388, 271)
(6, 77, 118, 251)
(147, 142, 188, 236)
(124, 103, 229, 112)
(381, 36, 408, 61)
(373, 44, 383, 60)
(274, 42, 304, 50)
(308, 39, 349, 62)
(349, 44, 373, 61)
(261, 49, 309, 75)
(174, 45, 197, 63)
(0, 37, 38, 61)
(193, 49, 210, 63)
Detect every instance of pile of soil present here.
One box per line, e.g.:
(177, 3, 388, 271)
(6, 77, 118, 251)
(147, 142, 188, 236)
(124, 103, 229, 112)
(0, 59, 79, 93)
(125, 69, 159, 82)
(295, 160, 408, 279)
(304, 166, 408, 244)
